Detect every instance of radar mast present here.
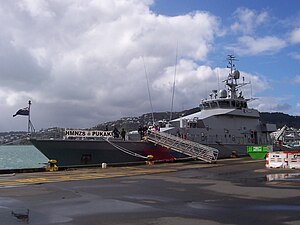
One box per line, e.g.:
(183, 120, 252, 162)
(225, 55, 248, 100)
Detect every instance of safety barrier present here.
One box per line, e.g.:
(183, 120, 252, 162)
(266, 151, 300, 169)
(287, 152, 300, 169)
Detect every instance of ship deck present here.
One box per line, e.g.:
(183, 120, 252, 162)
(0, 157, 299, 225)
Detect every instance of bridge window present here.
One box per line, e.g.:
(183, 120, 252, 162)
(210, 101, 218, 109)
(219, 100, 230, 108)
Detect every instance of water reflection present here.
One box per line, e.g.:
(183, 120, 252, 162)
(11, 209, 29, 224)
(266, 173, 300, 181)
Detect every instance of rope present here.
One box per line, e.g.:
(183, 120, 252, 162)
(104, 137, 148, 159)
(105, 138, 198, 161)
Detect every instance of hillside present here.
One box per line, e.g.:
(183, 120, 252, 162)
(93, 108, 201, 131)
(260, 112, 300, 129)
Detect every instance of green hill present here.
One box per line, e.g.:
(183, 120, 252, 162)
(260, 112, 300, 129)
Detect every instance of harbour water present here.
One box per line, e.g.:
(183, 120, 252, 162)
(0, 145, 48, 170)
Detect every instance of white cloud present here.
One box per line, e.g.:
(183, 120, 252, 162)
(249, 97, 292, 113)
(290, 52, 300, 60)
(226, 35, 286, 55)
(290, 27, 300, 44)
(0, 0, 222, 131)
(231, 8, 269, 34)
(294, 76, 300, 83)
(0, 1, 286, 131)
(18, 0, 55, 18)
(153, 60, 269, 112)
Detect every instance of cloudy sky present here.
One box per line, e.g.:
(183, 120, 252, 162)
(1, 0, 300, 132)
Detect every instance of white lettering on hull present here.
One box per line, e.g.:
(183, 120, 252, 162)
(65, 129, 113, 138)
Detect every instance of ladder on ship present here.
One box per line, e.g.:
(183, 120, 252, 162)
(145, 130, 219, 163)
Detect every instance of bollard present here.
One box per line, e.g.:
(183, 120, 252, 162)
(230, 151, 238, 158)
(146, 155, 154, 165)
(45, 159, 58, 172)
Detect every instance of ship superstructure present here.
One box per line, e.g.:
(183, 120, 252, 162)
(161, 55, 276, 157)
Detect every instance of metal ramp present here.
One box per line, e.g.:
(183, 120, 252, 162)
(145, 130, 219, 163)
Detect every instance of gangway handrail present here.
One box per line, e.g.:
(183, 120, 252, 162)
(145, 130, 218, 163)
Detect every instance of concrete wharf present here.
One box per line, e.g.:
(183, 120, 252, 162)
(0, 157, 299, 225)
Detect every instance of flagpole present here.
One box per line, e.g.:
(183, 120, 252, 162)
(28, 100, 31, 133)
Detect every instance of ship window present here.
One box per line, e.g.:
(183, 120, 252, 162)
(202, 102, 210, 109)
(219, 100, 230, 108)
(188, 122, 197, 128)
(210, 101, 218, 108)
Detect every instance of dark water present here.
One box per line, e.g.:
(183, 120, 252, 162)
(0, 145, 48, 170)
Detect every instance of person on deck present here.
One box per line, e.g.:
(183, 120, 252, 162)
(138, 125, 143, 140)
(113, 127, 120, 138)
(121, 128, 126, 141)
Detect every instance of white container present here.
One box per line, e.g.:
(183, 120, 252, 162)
(101, 163, 107, 169)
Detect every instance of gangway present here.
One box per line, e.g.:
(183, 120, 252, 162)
(145, 130, 219, 163)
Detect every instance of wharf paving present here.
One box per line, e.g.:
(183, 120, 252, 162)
(0, 157, 300, 225)
(0, 160, 221, 187)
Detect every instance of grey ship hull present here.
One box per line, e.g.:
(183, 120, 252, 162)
(30, 138, 185, 166)
(30, 138, 249, 167)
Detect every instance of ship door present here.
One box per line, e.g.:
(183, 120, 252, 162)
(251, 131, 258, 144)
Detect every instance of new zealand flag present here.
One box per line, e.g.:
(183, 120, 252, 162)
(13, 107, 29, 117)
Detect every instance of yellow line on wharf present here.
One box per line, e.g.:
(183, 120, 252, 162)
(0, 166, 177, 187)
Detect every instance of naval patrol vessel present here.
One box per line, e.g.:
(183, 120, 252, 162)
(30, 55, 276, 166)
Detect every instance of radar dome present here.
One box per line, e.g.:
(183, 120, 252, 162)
(219, 89, 227, 98)
(233, 70, 240, 79)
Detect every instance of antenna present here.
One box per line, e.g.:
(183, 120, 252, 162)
(170, 42, 178, 121)
(28, 100, 31, 133)
(217, 68, 220, 91)
(250, 77, 253, 99)
(142, 57, 155, 125)
(27, 100, 35, 133)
